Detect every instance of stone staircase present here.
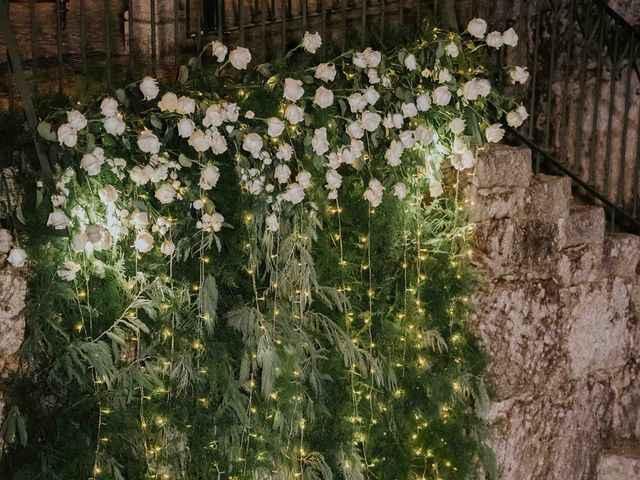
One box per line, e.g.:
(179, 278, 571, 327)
(464, 145, 640, 480)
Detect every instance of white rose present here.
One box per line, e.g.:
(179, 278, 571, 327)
(401, 102, 418, 118)
(363, 87, 380, 106)
(0, 229, 12, 254)
(502, 27, 518, 47)
(158, 92, 179, 112)
(103, 115, 126, 136)
(467, 18, 487, 38)
(177, 118, 195, 138)
(80, 148, 105, 176)
(385, 140, 404, 167)
(242, 133, 263, 157)
(297, 170, 312, 188)
(155, 183, 176, 204)
(509, 66, 529, 84)
(432, 86, 452, 106)
(284, 104, 304, 124)
(314, 86, 334, 109)
(66, 110, 87, 130)
(283, 78, 304, 102)
(429, 179, 443, 198)
(193, 199, 204, 210)
(188, 129, 211, 152)
(57, 123, 78, 147)
(363, 178, 384, 207)
(85, 224, 103, 245)
(276, 143, 294, 161)
(129, 165, 151, 186)
(177, 96, 196, 115)
(203, 104, 225, 128)
(347, 93, 367, 113)
(438, 68, 452, 84)
(47, 209, 70, 230)
(274, 164, 292, 183)
(449, 118, 466, 135)
(315, 63, 336, 82)
(265, 213, 279, 232)
(229, 46, 252, 69)
(210, 130, 228, 154)
(462, 78, 491, 101)
(361, 111, 382, 132)
(224, 103, 239, 122)
(325, 169, 342, 190)
(393, 182, 407, 200)
(134, 232, 154, 253)
(399, 130, 415, 148)
(404, 53, 417, 70)
(199, 165, 220, 190)
(507, 105, 529, 128)
(139, 76, 159, 101)
(211, 40, 228, 62)
(346, 121, 364, 139)
(71, 233, 87, 252)
(98, 185, 119, 205)
(312, 127, 330, 155)
(485, 123, 505, 143)
(131, 211, 149, 230)
(416, 94, 431, 111)
(160, 239, 176, 256)
(283, 183, 305, 204)
(362, 48, 381, 67)
(245, 110, 255, 119)
(451, 150, 476, 170)
(302, 31, 322, 54)
(7, 248, 27, 268)
(486, 31, 504, 49)
(137, 130, 161, 154)
(353, 52, 367, 68)
(57, 261, 81, 282)
(367, 68, 380, 84)
(100, 97, 118, 117)
(446, 42, 459, 58)
(51, 194, 66, 207)
(267, 117, 285, 137)
(383, 113, 404, 129)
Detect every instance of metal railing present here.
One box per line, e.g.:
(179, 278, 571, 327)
(0, 0, 639, 231)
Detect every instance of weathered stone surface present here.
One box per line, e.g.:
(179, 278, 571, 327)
(597, 440, 640, 480)
(473, 145, 533, 189)
(556, 241, 604, 287)
(603, 234, 640, 278)
(523, 174, 572, 221)
(464, 185, 526, 223)
(0, 268, 26, 378)
(562, 204, 606, 249)
(473, 217, 563, 278)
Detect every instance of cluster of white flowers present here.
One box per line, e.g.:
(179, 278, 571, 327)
(37, 22, 527, 281)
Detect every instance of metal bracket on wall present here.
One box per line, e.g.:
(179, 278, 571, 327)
(0, 2, 53, 180)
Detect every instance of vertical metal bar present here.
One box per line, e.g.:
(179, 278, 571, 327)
(588, 13, 606, 186)
(104, 0, 112, 87)
(543, 2, 560, 151)
(603, 25, 620, 198)
(55, 0, 63, 94)
(558, 0, 575, 164)
(261, 0, 267, 61)
(361, 0, 367, 47)
(302, 0, 307, 34)
(128, 0, 134, 78)
(633, 86, 640, 217)
(240, 0, 246, 45)
(218, 0, 224, 40)
(29, 0, 38, 95)
(196, 0, 202, 50)
(79, 0, 87, 78)
(341, 0, 347, 52)
(618, 42, 635, 208)
(174, 0, 180, 74)
(528, 2, 542, 140)
(399, 0, 403, 25)
(321, 0, 326, 56)
(416, 0, 421, 28)
(380, 0, 384, 37)
(281, 0, 287, 53)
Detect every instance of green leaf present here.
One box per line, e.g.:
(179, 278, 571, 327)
(178, 65, 189, 85)
(178, 154, 193, 168)
(37, 121, 56, 141)
(150, 114, 163, 130)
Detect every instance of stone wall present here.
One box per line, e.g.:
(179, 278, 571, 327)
(465, 144, 640, 480)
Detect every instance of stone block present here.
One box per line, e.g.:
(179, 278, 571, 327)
(562, 277, 634, 379)
(473, 217, 563, 279)
(556, 241, 604, 287)
(473, 144, 533, 189)
(523, 174, 572, 220)
(0, 268, 26, 378)
(463, 184, 526, 222)
(562, 204, 605, 249)
(597, 440, 640, 480)
(603, 233, 640, 278)
(467, 279, 567, 400)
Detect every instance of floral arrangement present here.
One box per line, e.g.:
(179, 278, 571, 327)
(2, 18, 527, 480)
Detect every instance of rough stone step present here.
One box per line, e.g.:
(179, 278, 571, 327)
(523, 174, 572, 221)
(597, 440, 640, 479)
(473, 144, 533, 189)
(602, 234, 640, 278)
(561, 204, 605, 249)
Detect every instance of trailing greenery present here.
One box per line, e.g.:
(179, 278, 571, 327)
(0, 18, 528, 480)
